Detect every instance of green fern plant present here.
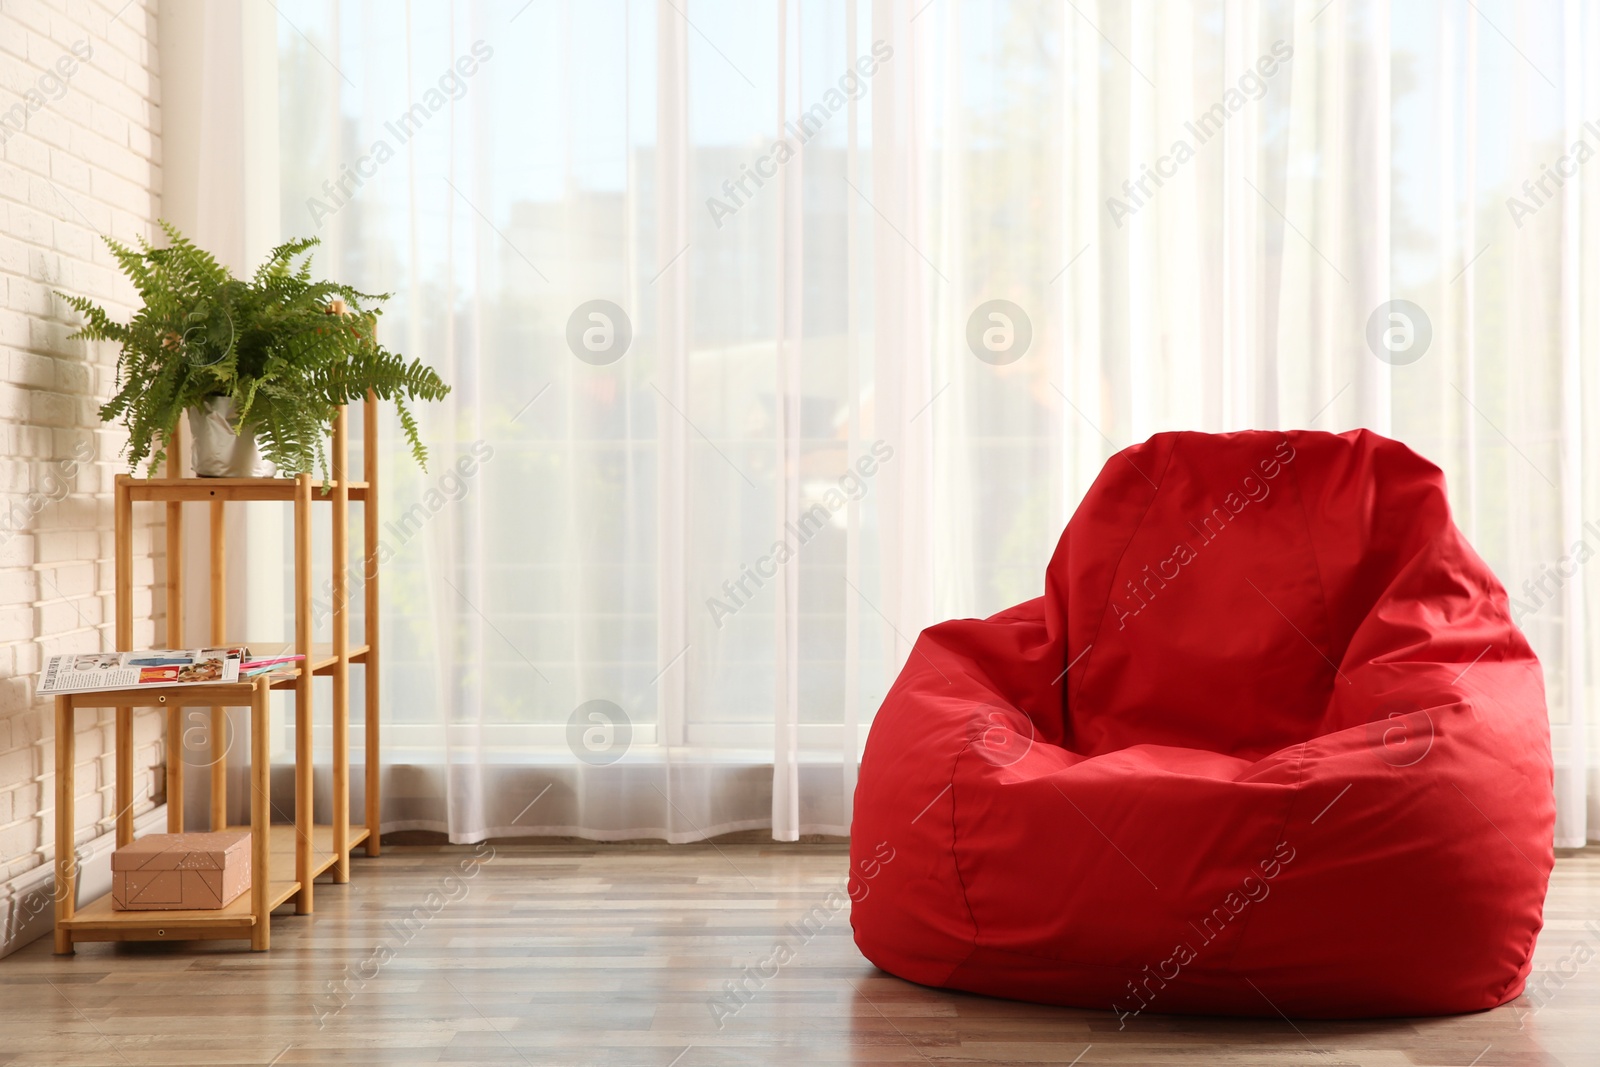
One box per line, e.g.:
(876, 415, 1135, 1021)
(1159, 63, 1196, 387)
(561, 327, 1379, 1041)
(60, 221, 449, 478)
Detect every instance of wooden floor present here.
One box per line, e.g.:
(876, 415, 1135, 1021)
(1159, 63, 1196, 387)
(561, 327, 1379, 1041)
(1, 843, 1596, 1066)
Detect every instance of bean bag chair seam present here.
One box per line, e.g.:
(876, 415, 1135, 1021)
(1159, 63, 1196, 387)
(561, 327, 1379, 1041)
(1484, 792, 1549, 1007)
(941, 740, 987, 985)
(1282, 442, 1344, 685)
(1212, 740, 1311, 973)
(1070, 436, 1181, 712)
(1492, 930, 1538, 1006)
(1486, 897, 1540, 1006)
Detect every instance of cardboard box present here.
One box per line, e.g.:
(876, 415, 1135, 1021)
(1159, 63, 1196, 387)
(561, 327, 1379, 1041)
(111, 832, 251, 911)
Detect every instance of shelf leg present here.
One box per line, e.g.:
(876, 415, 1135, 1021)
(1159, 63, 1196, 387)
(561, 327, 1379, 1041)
(165, 706, 183, 833)
(114, 709, 132, 847)
(211, 500, 227, 831)
(209, 706, 228, 830)
(250, 678, 270, 951)
(332, 406, 350, 883)
(166, 473, 183, 833)
(53, 696, 75, 955)
(114, 477, 133, 847)
(364, 391, 381, 857)
(294, 473, 314, 914)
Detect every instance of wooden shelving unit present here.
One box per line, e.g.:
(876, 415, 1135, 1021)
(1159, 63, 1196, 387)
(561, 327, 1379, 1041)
(53, 394, 383, 953)
(55, 675, 292, 951)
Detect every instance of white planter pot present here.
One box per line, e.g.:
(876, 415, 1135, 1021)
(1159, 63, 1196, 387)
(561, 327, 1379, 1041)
(186, 396, 276, 478)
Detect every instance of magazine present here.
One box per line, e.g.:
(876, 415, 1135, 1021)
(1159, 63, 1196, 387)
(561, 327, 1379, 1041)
(39, 648, 245, 696)
(240, 654, 305, 677)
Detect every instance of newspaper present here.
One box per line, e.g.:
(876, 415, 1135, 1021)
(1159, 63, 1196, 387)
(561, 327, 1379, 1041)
(39, 648, 244, 696)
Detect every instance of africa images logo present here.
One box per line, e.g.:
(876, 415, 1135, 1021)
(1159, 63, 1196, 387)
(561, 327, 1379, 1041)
(1111, 438, 1297, 629)
(705, 40, 893, 229)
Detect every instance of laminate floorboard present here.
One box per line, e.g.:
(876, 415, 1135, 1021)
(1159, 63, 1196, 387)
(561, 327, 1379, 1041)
(1, 844, 1595, 1066)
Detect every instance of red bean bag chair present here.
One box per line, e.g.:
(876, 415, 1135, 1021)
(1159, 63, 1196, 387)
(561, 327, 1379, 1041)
(850, 429, 1554, 1019)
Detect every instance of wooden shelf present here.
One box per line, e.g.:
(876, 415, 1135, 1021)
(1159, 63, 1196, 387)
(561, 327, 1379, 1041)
(58, 823, 380, 946)
(124, 477, 368, 502)
(56, 397, 386, 955)
(39, 650, 369, 702)
(58, 879, 304, 944)
(228, 824, 371, 881)
(231, 640, 371, 680)
(54, 675, 283, 952)
(62, 678, 297, 709)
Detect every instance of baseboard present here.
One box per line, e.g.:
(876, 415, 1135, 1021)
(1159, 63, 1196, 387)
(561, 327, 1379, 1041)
(0, 805, 169, 961)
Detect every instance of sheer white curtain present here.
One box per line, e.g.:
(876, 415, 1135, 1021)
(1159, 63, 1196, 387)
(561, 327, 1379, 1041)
(269, 0, 1599, 846)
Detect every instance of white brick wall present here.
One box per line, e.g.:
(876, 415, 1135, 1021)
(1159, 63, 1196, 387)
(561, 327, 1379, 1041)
(0, 0, 164, 899)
